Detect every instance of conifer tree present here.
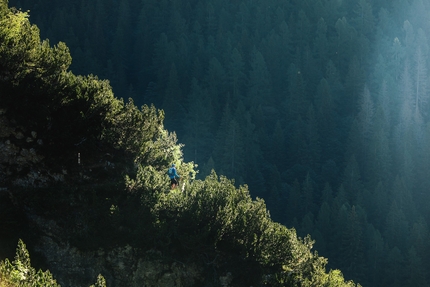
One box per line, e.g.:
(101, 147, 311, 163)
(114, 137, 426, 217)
(162, 63, 184, 132)
(341, 155, 363, 205)
(364, 224, 384, 286)
(301, 173, 317, 216)
(285, 179, 302, 225)
(315, 201, 332, 254)
(412, 45, 428, 124)
(305, 104, 321, 171)
(206, 57, 227, 121)
(296, 10, 311, 49)
(366, 105, 392, 186)
(183, 78, 213, 165)
(227, 47, 246, 103)
(384, 200, 409, 251)
(343, 56, 365, 116)
(340, 206, 366, 284)
(270, 120, 286, 166)
(110, 0, 132, 95)
(220, 119, 245, 182)
(313, 18, 329, 70)
(405, 247, 427, 286)
(286, 63, 307, 120)
(352, 0, 375, 39)
(247, 47, 272, 107)
(334, 17, 357, 74)
(382, 246, 405, 287)
(409, 217, 430, 268)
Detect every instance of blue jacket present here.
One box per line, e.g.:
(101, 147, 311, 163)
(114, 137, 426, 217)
(168, 167, 180, 179)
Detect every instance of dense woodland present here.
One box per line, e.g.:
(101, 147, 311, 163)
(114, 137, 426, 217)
(6, 0, 430, 286)
(0, 1, 360, 286)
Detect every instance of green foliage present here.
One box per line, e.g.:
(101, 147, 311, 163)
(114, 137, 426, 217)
(0, 8, 42, 81)
(0, 239, 60, 287)
(89, 274, 107, 287)
(0, 2, 361, 286)
(148, 171, 357, 286)
(0, 240, 107, 287)
(0, 2, 187, 183)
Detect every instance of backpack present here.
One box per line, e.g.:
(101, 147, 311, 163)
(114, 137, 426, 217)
(168, 167, 175, 177)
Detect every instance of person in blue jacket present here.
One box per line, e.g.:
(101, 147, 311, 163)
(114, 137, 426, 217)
(168, 164, 180, 189)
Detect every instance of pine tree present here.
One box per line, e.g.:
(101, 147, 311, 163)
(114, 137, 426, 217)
(384, 199, 409, 251)
(183, 78, 213, 165)
(340, 206, 366, 284)
(110, 0, 132, 95)
(330, 203, 349, 266)
(388, 37, 405, 80)
(220, 119, 245, 182)
(313, 18, 329, 71)
(412, 45, 428, 124)
(352, 0, 375, 39)
(270, 120, 286, 166)
(393, 61, 416, 176)
(324, 60, 344, 107)
(153, 33, 177, 94)
(334, 17, 357, 75)
(315, 201, 332, 254)
(301, 173, 317, 216)
(343, 56, 365, 116)
(390, 175, 417, 223)
(162, 63, 184, 132)
(405, 247, 427, 286)
(285, 179, 302, 225)
(357, 84, 374, 142)
(305, 104, 321, 171)
(409, 217, 430, 269)
(364, 224, 384, 286)
(316, 78, 340, 163)
(402, 20, 416, 57)
(367, 106, 392, 186)
(296, 10, 311, 49)
(213, 101, 233, 164)
(247, 47, 272, 107)
(206, 57, 227, 121)
(300, 212, 315, 239)
(227, 47, 246, 103)
(341, 155, 363, 205)
(265, 165, 283, 221)
(382, 246, 405, 287)
(286, 63, 307, 120)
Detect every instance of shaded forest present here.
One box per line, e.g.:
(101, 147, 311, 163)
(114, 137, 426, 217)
(8, 0, 430, 286)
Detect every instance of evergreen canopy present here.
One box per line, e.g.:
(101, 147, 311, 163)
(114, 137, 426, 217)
(0, 1, 360, 286)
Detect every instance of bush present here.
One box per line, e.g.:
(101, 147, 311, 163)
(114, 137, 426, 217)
(0, 239, 106, 287)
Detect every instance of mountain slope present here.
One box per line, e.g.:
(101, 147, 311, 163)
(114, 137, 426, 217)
(0, 2, 359, 286)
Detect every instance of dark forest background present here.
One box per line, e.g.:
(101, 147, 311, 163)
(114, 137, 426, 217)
(8, 0, 430, 286)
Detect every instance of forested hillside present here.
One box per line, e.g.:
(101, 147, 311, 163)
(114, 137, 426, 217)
(0, 1, 358, 286)
(6, 0, 430, 286)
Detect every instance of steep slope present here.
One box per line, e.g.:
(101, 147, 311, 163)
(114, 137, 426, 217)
(0, 2, 359, 286)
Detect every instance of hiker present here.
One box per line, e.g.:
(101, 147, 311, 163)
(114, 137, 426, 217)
(168, 164, 180, 189)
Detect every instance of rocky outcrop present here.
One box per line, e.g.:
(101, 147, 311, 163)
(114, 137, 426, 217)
(1, 111, 236, 287)
(0, 113, 64, 188)
(35, 234, 204, 287)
